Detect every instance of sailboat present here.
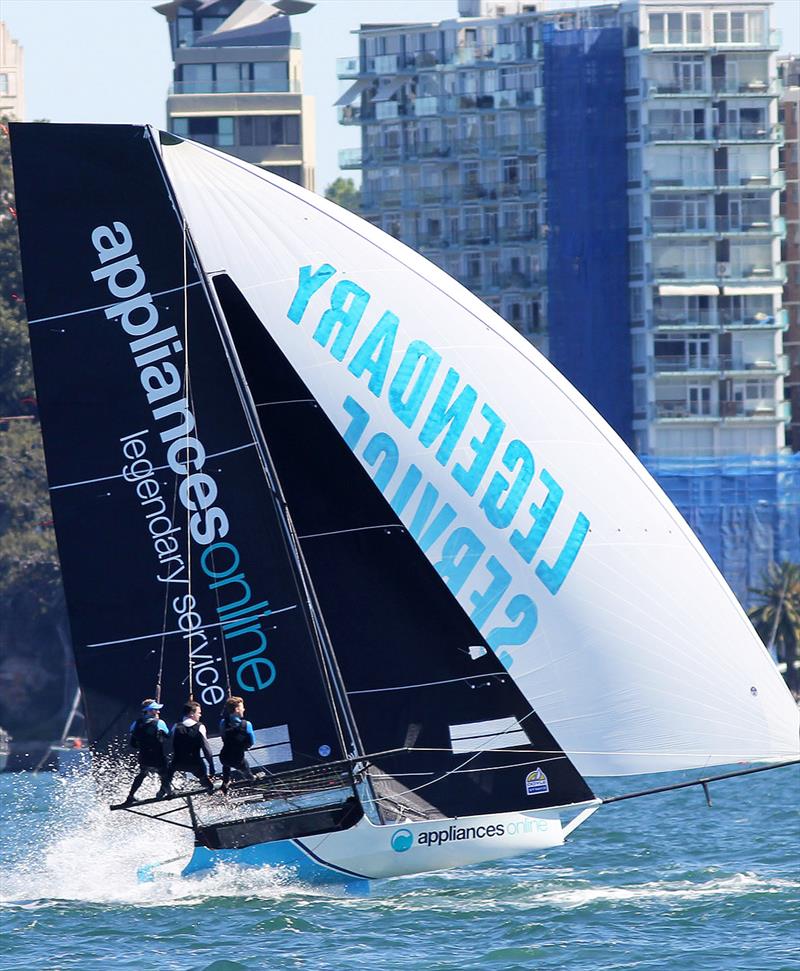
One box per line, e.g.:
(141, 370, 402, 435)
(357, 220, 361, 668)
(9, 123, 799, 884)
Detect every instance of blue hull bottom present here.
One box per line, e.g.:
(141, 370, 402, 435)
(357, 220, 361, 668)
(182, 841, 370, 891)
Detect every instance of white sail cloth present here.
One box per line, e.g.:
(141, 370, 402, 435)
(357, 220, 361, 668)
(160, 134, 799, 776)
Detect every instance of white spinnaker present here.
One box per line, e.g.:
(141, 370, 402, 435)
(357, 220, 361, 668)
(160, 135, 799, 776)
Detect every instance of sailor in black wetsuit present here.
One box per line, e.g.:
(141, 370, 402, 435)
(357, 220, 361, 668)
(164, 701, 216, 794)
(123, 699, 170, 805)
(219, 695, 257, 795)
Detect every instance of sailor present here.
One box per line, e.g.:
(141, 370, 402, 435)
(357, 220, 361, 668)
(122, 699, 170, 805)
(218, 696, 257, 795)
(164, 701, 216, 795)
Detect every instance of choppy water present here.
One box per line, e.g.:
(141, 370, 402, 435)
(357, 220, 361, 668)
(0, 766, 797, 971)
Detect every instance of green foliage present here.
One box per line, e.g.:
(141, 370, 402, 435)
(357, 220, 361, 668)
(324, 176, 360, 214)
(748, 561, 800, 693)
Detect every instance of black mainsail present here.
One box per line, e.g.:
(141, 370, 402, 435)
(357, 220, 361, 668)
(10, 123, 350, 776)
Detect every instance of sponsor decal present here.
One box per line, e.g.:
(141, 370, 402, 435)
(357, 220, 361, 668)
(391, 829, 414, 853)
(525, 767, 549, 796)
(286, 265, 592, 667)
(89, 222, 276, 701)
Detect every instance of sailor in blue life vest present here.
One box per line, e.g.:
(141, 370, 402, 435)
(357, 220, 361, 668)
(219, 695, 257, 795)
(122, 699, 170, 805)
(164, 700, 216, 795)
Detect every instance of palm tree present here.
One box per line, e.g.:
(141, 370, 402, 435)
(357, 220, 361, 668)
(748, 562, 800, 695)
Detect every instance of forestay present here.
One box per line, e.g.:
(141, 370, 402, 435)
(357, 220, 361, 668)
(160, 132, 800, 776)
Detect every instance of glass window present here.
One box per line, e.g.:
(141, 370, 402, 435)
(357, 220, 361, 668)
(686, 13, 702, 45)
(649, 13, 665, 45)
(253, 61, 289, 92)
(218, 117, 235, 147)
(177, 14, 194, 47)
(216, 63, 242, 93)
(667, 13, 683, 45)
(713, 12, 728, 44)
(731, 12, 746, 43)
(181, 63, 213, 93)
(171, 118, 189, 137)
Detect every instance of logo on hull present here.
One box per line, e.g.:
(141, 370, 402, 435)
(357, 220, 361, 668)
(391, 829, 414, 853)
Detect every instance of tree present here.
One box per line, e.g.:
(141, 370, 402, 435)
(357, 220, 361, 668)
(324, 176, 360, 214)
(748, 561, 800, 694)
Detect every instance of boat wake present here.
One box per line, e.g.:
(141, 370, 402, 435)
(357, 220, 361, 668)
(0, 769, 326, 908)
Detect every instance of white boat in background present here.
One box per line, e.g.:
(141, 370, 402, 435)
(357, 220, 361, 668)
(0, 728, 10, 773)
(8, 122, 799, 884)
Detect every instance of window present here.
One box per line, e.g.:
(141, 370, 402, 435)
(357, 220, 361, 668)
(253, 62, 289, 91)
(713, 10, 765, 45)
(170, 116, 234, 147)
(0, 74, 8, 95)
(649, 11, 704, 47)
(180, 63, 213, 93)
(239, 115, 300, 146)
(686, 13, 702, 44)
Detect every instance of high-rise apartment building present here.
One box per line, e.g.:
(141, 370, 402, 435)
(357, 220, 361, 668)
(0, 22, 25, 121)
(337, 0, 798, 603)
(779, 56, 800, 451)
(157, 0, 316, 188)
(337, 0, 786, 458)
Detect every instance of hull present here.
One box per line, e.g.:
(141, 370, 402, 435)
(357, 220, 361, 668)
(182, 804, 599, 883)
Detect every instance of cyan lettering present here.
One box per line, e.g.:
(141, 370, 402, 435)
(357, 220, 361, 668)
(388, 340, 442, 428)
(480, 439, 535, 529)
(452, 404, 505, 497)
(536, 512, 590, 594)
(348, 311, 398, 396)
(510, 469, 563, 564)
(363, 432, 399, 492)
(469, 556, 512, 629)
(418, 369, 477, 465)
(314, 280, 370, 360)
(433, 527, 485, 595)
(287, 263, 336, 324)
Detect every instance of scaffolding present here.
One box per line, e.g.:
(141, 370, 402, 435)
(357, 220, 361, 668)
(642, 453, 800, 608)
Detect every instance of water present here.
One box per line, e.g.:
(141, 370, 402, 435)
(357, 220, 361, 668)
(1, 767, 797, 971)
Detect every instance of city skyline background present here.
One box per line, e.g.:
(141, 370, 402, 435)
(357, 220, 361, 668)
(4, 0, 799, 192)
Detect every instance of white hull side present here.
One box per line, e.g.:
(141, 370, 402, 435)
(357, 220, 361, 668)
(183, 804, 599, 882)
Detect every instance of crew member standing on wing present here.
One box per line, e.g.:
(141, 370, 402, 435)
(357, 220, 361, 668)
(219, 696, 256, 795)
(165, 701, 216, 795)
(123, 699, 170, 805)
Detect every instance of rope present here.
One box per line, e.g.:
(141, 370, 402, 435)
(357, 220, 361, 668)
(183, 218, 194, 701)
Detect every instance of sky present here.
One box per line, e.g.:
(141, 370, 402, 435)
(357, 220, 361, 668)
(3, 0, 799, 192)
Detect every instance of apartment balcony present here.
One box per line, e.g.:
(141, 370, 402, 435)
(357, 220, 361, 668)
(651, 400, 788, 421)
(169, 80, 301, 95)
(711, 77, 780, 97)
(336, 56, 361, 79)
(715, 215, 785, 236)
(648, 215, 784, 237)
(719, 353, 789, 375)
(714, 122, 782, 143)
(652, 262, 785, 285)
(644, 81, 711, 98)
(653, 356, 719, 374)
(338, 147, 364, 169)
(645, 124, 711, 143)
(720, 308, 787, 330)
(645, 171, 784, 192)
(652, 309, 715, 330)
(652, 354, 787, 375)
(714, 169, 784, 190)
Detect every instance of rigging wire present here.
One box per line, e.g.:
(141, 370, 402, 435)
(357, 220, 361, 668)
(183, 217, 194, 701)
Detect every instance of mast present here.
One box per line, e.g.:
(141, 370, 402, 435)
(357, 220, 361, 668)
(145, 128, 363, 765)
